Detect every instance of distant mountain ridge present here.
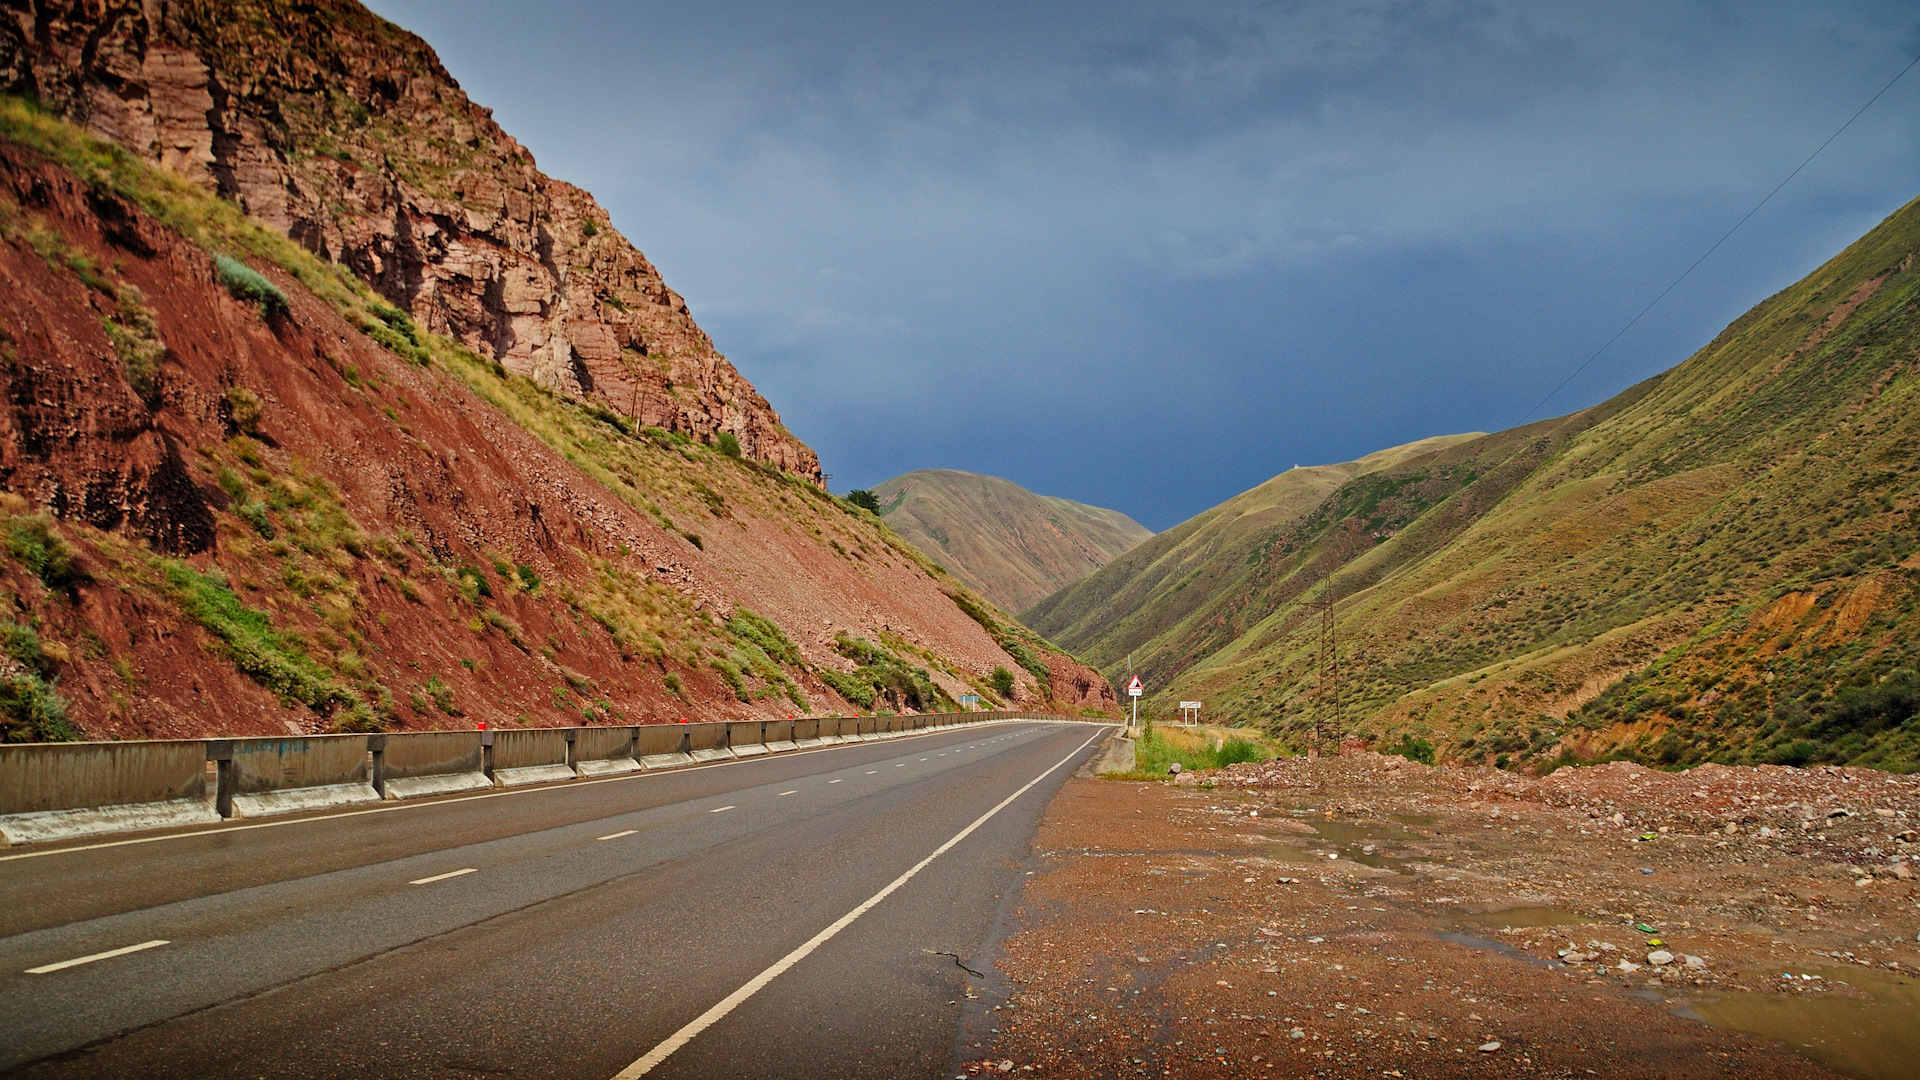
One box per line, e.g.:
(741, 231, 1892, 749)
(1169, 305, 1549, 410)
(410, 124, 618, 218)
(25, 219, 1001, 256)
(1030, 190, 1920, 773)
(873, 470, 1152, 614)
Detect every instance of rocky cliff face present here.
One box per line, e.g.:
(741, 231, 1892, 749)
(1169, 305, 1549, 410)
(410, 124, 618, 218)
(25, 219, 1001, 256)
(0, 0, 820, 480)
(0, 95, 1116, 739)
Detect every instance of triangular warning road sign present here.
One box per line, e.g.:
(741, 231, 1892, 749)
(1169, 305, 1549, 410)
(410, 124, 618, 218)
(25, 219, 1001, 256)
(1127, 676, 1143, 692)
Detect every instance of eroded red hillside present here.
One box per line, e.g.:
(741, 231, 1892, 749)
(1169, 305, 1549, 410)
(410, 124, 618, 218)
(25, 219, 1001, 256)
(0, 137, 1114, 740)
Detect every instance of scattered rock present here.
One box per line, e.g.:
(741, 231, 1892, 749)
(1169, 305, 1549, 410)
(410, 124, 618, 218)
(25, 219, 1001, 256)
(1647, 950, 1674, 967)
(1479, 1041, 1503, 1052)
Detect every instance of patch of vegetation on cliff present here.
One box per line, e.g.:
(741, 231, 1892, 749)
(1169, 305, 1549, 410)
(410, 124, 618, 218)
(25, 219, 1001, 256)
(0, 620, 75, 742)
(951, 591, 1052, 698)
(159, 559, 374, 725)
(213, 255, 289, 318)
(818, 634, 953, 714)
(3, 506, 78, 590)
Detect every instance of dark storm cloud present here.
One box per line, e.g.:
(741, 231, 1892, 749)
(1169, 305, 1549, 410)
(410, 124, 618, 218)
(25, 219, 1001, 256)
(366, 1, 1920, 529)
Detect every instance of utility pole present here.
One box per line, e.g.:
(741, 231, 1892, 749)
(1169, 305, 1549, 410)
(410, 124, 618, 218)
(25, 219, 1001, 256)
(1314, 595, 1340, 756)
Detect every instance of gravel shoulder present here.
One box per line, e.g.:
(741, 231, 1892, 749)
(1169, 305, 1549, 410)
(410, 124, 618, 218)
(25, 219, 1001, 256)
(964, 752, 1920, 1079)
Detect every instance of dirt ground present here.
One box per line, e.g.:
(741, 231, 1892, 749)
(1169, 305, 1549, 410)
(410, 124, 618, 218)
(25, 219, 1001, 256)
(960, 752, 1920, 1079)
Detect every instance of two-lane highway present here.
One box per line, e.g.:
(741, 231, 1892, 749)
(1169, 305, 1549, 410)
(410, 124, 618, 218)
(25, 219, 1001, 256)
(0, 722, 1112, 1079)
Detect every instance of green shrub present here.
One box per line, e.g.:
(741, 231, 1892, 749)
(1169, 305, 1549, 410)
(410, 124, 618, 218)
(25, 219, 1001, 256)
(715, 431, 741, 458)
(990, 665, 1016, 698)
(225, 386, 263, 435)
(1769, 739, 1818, 767)
(424, 675, 460, 715)
(1820, 670, 1919, 737)
(5, 514, 77, 588)
(515, 564, 540, 592)
(713, 658, 750, 702)
(727, 609, 801, 666)
(0, 621, 74, 742)
(1215, 737, 1266, 766)
(237, 500, 275, 539)
(213, 255, 289, 318)
(454, 565, 491, 602)
(846, 489, 881, 513)
(1387, 734, 1436, 765)
(819, 668, 876, 709)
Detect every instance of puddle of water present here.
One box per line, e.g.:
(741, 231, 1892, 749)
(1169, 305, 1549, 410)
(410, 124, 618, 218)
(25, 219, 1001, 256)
(1278, 820, 1421, 873)
(1387, 813, 1437, 826)
(1310, 821, 1420, 846)
(1455, 906, 1594, 929)
(1680, 966, 1920, 1080)
(1435, 930, 1563, 971)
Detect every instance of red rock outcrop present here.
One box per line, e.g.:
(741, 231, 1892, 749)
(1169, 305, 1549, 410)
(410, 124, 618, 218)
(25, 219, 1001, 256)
(0, 0, 820, 479)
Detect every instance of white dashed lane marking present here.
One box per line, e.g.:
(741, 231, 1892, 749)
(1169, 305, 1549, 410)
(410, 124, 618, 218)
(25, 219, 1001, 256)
(410, 868, 478, 885)
(709, 806, 736, 814)
(26, 939, 169, 975)
(597, 830, 637, 841)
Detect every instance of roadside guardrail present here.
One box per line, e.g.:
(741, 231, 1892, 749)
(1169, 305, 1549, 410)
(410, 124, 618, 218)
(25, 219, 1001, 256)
(0, 711, 1106, 846)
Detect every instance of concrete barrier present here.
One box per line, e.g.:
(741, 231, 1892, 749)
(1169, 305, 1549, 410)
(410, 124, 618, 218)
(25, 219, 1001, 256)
(489, 729, 574, 788)
(763, 719, 798, 754)
(225, 735, 379, 817)
(574, 726, 641, 778)
(727, 721, 769, 758)
(1093, 736, 1137, 775)
(637, 724, 693, 770)
(0, 740, 217, 844)
(791, 718, 823, 749)
(0, 713, 1111, 844)
(378, 731, 489, 800)
(686, 722, 734, 764)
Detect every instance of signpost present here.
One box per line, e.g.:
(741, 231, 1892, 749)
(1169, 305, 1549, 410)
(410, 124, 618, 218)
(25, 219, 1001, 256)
(1126, 676, 1143, 730)
(959, 694, 980, 712)
(1178, 701, 1201, 727)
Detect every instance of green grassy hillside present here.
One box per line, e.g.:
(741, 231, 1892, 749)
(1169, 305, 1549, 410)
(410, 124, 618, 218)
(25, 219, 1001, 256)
(874, 470, 1151, 614)
(1025, 433, 1481, 675)
(1031, 193, 1920, 772)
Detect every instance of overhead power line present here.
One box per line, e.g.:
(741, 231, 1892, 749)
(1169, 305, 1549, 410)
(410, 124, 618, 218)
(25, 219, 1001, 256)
(1516, 49, 1920, 427)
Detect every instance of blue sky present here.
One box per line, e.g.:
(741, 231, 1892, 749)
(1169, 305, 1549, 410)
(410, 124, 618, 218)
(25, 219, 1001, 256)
(366, 1, 1920, 531)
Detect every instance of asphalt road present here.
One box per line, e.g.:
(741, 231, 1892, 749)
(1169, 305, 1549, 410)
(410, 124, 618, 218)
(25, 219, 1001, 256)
(0, 721, 1112, 1079)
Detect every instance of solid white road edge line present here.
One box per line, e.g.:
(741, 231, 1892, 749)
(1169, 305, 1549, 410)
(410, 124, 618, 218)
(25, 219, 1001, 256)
(0, 721, 1091, 864)
(610, 725, 1111, 1080)
(596, 830, 637, 841)
(26, 939, 170, 975)
(409, 867, 478, 885)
